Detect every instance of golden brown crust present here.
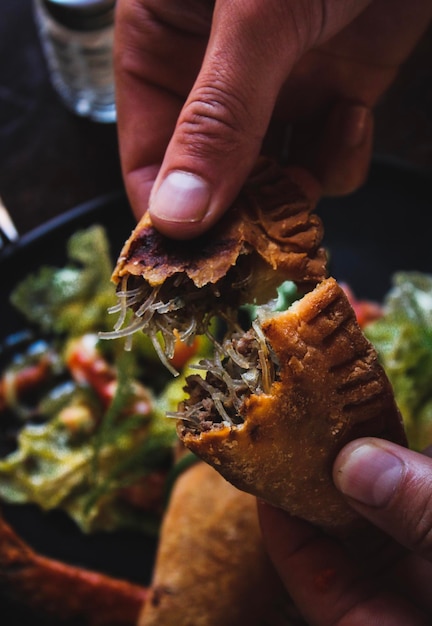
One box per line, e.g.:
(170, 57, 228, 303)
(138, 462, 290, 626)
(178, 278, 407, 536)
(112, 157, 327, 294)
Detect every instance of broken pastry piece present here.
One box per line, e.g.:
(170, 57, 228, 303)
(176, 278, 407, 536)
(104, 157, 327, 373)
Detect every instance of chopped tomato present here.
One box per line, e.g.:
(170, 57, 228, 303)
(65, 335, 153, 416)
(0, 356, 52, 412)
(340, 283, 383, 328)
(65, 335, 116, 407)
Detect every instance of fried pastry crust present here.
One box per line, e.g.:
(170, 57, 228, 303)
(138, 461, 290, 626)
(113, 157, 326, 293)
(177, 278, 407, 535)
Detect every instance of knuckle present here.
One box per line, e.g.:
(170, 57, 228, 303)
(139, 0, 213, 32)
(176, 83, 256, 158)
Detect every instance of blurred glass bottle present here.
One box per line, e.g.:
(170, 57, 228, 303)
(33, 0, 116, 123)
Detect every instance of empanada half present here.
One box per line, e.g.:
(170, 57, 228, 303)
(176, 277, 407, 535)
(105, 158, 327, 372)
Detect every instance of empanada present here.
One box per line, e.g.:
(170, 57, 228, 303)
(138, 461, 292, 626)
(175, 278, 407, 535)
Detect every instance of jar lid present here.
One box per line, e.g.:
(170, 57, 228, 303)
(42, 0, 116, 30)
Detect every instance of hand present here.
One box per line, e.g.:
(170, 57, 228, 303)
(258, 437, 432, 625)
(114, 0, 431, 239)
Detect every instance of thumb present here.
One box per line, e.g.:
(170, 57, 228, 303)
(147, 0, 299, 239)
(333, 437, 432, 561)
(147, 0, 373, 239)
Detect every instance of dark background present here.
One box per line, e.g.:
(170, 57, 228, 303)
(1, 1, 432, 624)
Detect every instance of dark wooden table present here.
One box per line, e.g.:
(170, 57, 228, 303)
(1, 0, 432, 239)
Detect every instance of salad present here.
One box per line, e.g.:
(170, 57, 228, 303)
(0, 225, 211, 535)
(362, 272, 432, 452)
(343, 274, 432, 452)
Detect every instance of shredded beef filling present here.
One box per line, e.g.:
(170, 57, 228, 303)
(174, 323, 280, 434)
(100, 260, 255, 375)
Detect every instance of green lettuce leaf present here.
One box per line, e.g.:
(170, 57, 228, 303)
(0, 340, 178, 534)
(365, 272, 432, 450)
(10, 225, 117, 336)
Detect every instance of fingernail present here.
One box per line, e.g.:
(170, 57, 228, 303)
(340, 104, 370, 148)
(335, 443, 404, 508)
(150, 171, 211, 223)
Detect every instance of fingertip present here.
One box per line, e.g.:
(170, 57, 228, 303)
(147, 157, 252, 239)
(334, 439, 432, 561)
(150, 171, 210, 221)
(333, 437, 374, 475)
(148, 170, 217, 239)
(333, 438, 405, 509)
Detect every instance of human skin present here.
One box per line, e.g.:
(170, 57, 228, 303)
(113, 4, 432, 620)
(258, 438, 432, 625)
(114, 0, 432, 239)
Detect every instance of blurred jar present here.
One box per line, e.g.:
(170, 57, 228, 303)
(33, 0, 116, 123)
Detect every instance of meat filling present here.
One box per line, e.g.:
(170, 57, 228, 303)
(100, 262, 255, 376)
(174, 321, 280, 434)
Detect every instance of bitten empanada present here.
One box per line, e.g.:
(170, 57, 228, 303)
(176, 278, 407, 535)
